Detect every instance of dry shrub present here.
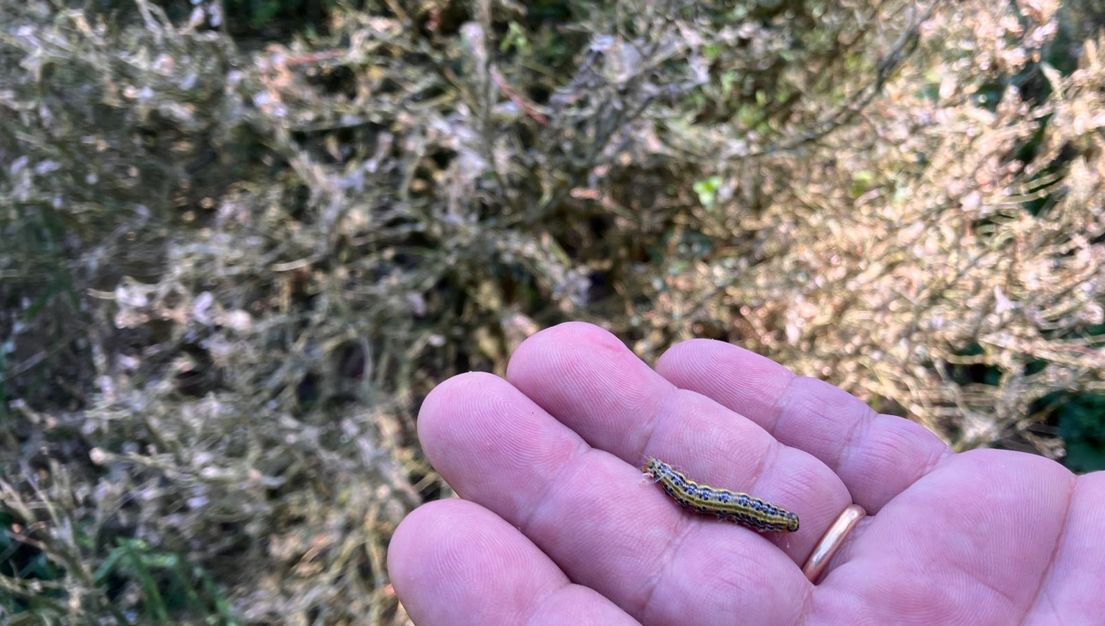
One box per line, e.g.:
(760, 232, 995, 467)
(1, 0, 1103, 623)
(630, 0, 1105, 453)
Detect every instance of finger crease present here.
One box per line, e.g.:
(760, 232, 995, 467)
(1017, 476, 1077, 626)
(747, 438, 781, 497)
(522, 582, 571, 626)
(632, 383, 680, 465)
(518, 441, 592, 537)
(833, 407, 873, 473)
(765, 372, 801, 438)
(787, 579, 816, 626)
(637, 511, 699, 620)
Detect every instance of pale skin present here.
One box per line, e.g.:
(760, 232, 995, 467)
(388, 322, 1105, 625)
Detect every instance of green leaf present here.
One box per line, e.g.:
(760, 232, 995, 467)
(693, 176, 722, 208)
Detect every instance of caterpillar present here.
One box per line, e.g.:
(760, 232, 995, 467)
(642, 457, 799, 533)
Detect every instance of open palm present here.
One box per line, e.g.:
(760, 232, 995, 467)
(389, 323, 1105, 625)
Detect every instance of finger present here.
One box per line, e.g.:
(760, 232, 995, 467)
(1021, 469, 1105, 624)
(655, 338, 950, 511)
(812, 450, 1077, 623)
(388, 499, 639, 626)
(418, 371, 810, 625)
(504, 322, 851, 561)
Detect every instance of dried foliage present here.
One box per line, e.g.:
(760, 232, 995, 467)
(1, 0, 1103, 623)
(634, 1, 1105, 450)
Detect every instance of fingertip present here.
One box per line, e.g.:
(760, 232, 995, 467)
(654, 337, 721, 372)
(387, 499, 463, 592)
(418, 371, 505, 426)
(506, 321, 625, 383)
(388, 500, 529, 620)
(387, 499, 576, 626)
(505, 321, 668, 457)
(416, 370, 511, 460)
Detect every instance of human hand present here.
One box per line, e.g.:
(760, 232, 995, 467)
(388, 322, 1105, 625)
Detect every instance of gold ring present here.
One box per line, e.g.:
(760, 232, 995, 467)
(801, 504, 866, 583)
